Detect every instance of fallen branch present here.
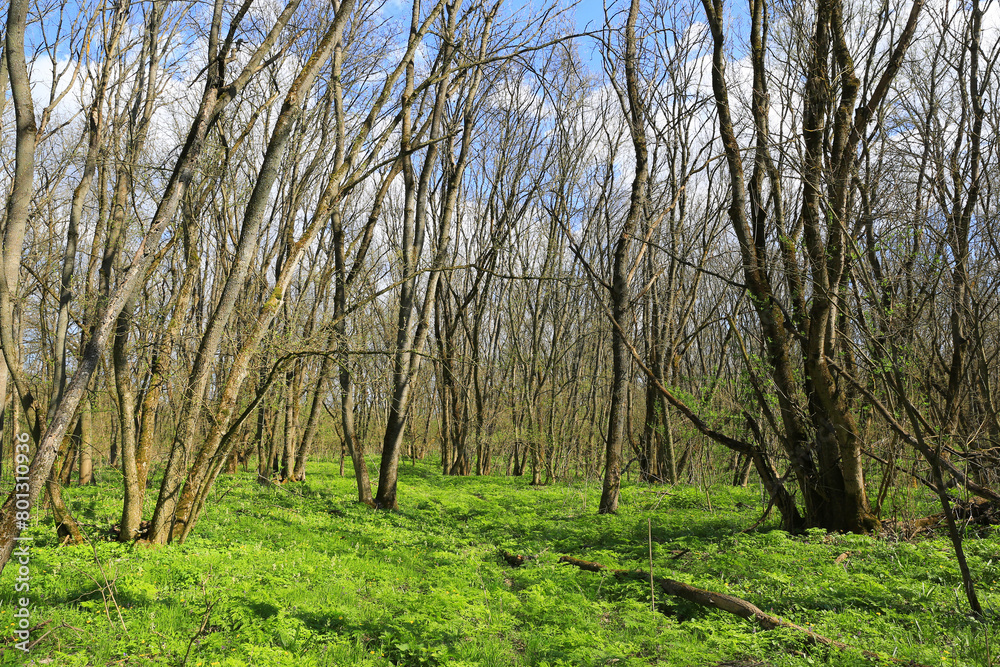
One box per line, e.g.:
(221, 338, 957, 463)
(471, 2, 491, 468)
(501, 547, 688, 567)
(24, 621, 83, 652)
(558, 555, 844, 644)
(740, 496, 775, 534)
(0, 620, 51, 645)
(882, 497, 1000, 538)
(499, 549, 527, 567)
(551, 554, 931, 665)
(0, 620, 83, 654)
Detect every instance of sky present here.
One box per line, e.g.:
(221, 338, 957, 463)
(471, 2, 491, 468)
(566, 0, 752, 72)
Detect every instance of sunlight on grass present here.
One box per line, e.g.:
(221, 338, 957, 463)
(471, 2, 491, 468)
(0, 459, 995, 666)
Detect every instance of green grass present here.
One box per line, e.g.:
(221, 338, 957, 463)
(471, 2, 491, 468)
(1, 460, 997, 666)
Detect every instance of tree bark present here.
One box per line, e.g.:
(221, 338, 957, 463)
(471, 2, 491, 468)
(375, 1, 493, 508)
(0, 0, 308, 572)
(600, 0, 648, 514)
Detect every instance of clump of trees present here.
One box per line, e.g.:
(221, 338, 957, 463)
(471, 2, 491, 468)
(2, 0, 999, 591)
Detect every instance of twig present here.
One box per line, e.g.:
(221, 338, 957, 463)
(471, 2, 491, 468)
(741, 495, 776, 533)
(647, 519, 655, 612)
(180, 574, 216, 667)
(88, 537, 128, 633)
(69, 536, 127, 633)
(0, 620, 51, 646)
(986, 622, 992, 667)
(24, 621, 81, 652)
(214, 484, 236, 505)
(0, 620, 83, 657)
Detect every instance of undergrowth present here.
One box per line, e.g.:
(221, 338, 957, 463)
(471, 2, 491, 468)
(0, 460, 996, 666)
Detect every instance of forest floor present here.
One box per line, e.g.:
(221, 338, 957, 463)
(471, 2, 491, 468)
(0, 459, 997, 666)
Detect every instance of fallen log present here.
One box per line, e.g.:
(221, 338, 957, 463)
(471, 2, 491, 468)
(558, 555, 845, 647)
(501, 547, 689, 568)
(550, 554, 931, 666)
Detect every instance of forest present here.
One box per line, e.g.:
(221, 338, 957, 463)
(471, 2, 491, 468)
(1, 0, 1000, 663)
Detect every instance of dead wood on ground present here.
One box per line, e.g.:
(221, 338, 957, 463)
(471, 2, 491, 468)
(882, 498, 1000, 538)
(498, 548, 931, 665)
(558, 555, 847, 646)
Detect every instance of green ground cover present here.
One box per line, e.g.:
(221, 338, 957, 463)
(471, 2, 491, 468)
(1, 460, 996, 666)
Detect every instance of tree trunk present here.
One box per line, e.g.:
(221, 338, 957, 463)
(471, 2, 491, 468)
(376, 1, 487, 508)
(0, 0, 308, 571)
(77, 397, 93, 486)
(600, 0, 647, 514)
(697, 0, 922, 532)
(338, 364, 372, 505)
